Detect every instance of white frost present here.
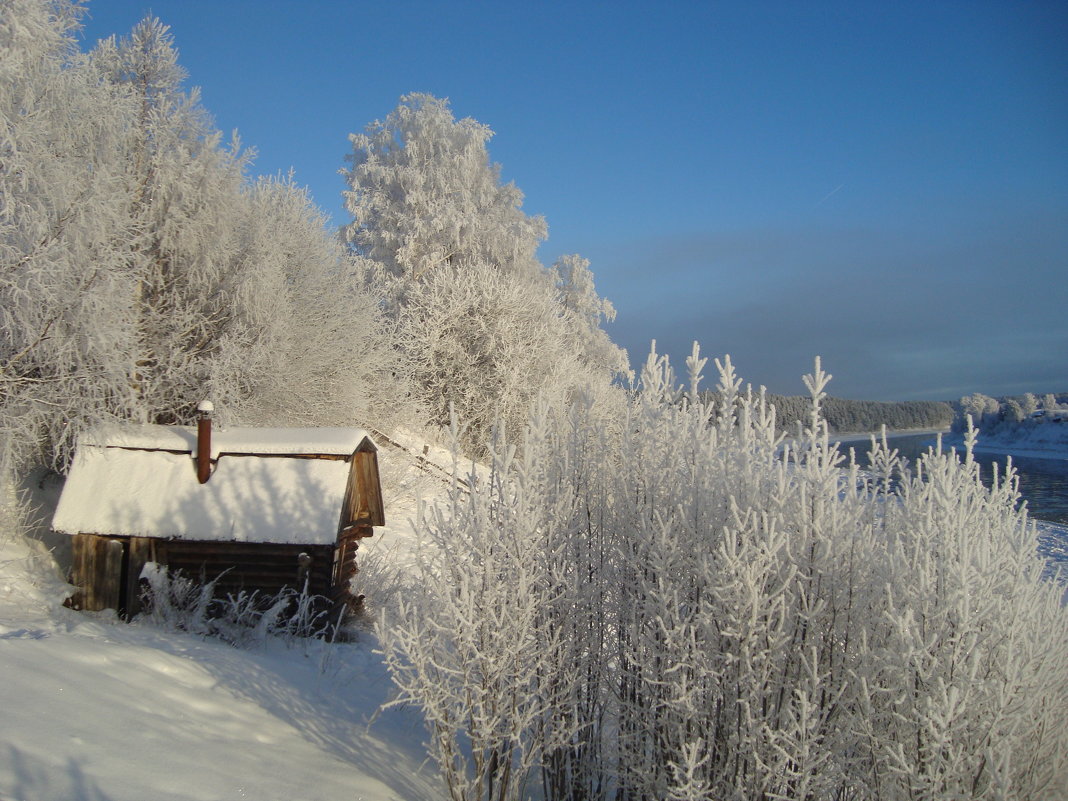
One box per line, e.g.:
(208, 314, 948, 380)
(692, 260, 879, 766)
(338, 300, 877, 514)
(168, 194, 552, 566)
(52, 426, 374, 543)
(82, 423, 373, 460)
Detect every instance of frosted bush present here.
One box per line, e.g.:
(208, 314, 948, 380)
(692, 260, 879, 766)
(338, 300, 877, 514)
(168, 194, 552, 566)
(138, 562, 219, 636)
(380, 345, 1068, 801)
(138, 563, 331, 647)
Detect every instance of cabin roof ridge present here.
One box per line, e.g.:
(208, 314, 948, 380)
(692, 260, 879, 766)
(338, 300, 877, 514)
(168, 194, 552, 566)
(81, 422, 374, 459)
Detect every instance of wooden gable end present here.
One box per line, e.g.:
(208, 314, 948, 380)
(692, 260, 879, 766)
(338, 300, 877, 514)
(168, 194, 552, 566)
(332, 437, 385, 605)
(339, 437, 385, 531)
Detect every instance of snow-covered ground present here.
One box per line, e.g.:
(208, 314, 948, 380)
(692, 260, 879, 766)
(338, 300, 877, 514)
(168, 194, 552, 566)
(0, 429, 459, 801)
(0, 565, 438, 801)
(946, 423, 1068, 461)
(4, 422, 1066, 799)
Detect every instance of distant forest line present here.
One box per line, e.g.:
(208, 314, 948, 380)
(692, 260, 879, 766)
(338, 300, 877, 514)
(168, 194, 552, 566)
(705, 391, 1068, 436)
(701, 392, 954, 434)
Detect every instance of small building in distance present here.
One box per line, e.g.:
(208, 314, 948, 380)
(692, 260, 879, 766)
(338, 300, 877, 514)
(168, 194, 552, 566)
(52, 405, 384, 620)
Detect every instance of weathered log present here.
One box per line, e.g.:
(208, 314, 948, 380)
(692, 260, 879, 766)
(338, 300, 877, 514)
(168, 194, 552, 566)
(68, 534, 123, 612)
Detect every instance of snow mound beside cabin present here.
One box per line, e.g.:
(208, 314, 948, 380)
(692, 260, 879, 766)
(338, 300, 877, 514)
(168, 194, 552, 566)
(0, 600, 440, 801)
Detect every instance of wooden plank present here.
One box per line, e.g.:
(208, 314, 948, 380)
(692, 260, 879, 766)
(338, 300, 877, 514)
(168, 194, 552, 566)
(124, 537, 155, 619)
(69, 535, 124, 612)
(354, 443, 385, 526)
(99, 538, 123, 611)
(339, 441, 385, 530)
(214, 452, 349, 461)
(189, 569, 331, 588)
(67, 534, 92, 611)
(332, 526, 372, 600)
(155, 542, 335, 559)
(151, 541, 335, 600)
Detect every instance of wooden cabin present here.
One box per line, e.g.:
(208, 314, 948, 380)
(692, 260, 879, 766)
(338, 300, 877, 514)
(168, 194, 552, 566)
(52, 407, 384, 619)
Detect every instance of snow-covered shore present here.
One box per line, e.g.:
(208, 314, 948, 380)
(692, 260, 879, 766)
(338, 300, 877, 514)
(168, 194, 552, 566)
(829, 427, 949, 445)
(952, 425, 1068, 461)
(831, 425, 1068, 462)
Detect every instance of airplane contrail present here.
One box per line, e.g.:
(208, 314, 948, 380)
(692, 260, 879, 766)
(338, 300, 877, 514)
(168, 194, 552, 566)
(817, 183, 846, 205)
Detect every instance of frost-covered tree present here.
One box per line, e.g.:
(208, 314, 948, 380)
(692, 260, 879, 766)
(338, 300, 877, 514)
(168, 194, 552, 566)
(221, 175, 404, 429)
(1004, 397, 1027, 423)
(91, 19, 403, 431)
(552, 254, 629, 381)
(1, 7, 399, 480)
(342, 92, 546, 291)
(342, 95, 628, 452)
(0, 0, 139, 473)
(88, 17, 261, 425)
(394, 262, 587, 455)
(957, 392, 1000, 433)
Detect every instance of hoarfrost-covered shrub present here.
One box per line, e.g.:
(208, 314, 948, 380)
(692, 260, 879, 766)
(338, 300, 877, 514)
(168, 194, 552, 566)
(138, 563, 331, 646)
(377, 411, 581, 801)
(138, 562, 218, 635)
(380, 344, 1068, 801)
(395, 262, 592, 456)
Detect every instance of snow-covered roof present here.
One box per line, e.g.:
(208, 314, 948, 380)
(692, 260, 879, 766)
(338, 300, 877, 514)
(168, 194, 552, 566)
(81, 423, 374, 460)
(53, 425, 376, 545)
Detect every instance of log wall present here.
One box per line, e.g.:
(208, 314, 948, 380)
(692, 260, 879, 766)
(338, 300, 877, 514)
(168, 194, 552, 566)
(68, 534, 336, 618)
(150, 540, 335, 600)
(68, 534, 123, 612)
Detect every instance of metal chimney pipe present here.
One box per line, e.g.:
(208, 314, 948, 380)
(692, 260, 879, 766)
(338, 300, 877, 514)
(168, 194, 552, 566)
(196, 400, 214, 484)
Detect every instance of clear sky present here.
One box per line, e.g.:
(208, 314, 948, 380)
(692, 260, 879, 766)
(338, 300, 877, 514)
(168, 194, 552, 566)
(77, 0, 1067, 401)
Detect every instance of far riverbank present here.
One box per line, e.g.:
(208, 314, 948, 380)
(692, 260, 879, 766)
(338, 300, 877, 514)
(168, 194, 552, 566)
(838, 430, 1068, 577)
(830, 427, 950, 445)
(831, 426, 1068, 464)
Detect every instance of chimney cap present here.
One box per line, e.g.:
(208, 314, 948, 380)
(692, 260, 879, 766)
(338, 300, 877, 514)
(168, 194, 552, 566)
(197, 400, 214, 414)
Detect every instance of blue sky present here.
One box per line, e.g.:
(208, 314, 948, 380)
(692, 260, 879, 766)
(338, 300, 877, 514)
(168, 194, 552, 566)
(78, 1, 1067, 401)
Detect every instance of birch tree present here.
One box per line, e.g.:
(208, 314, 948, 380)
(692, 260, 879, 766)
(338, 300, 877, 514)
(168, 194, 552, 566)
(1, 7, 400, 481)
(1, 0, 137, 472)
(342, 92, 546, 290)
(221, 175, 403, 429)
(552, 253, 630, 382)
(342, 94, 627, 453)
(393, 261, 587, 455)
(89, 17, 260, 425)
